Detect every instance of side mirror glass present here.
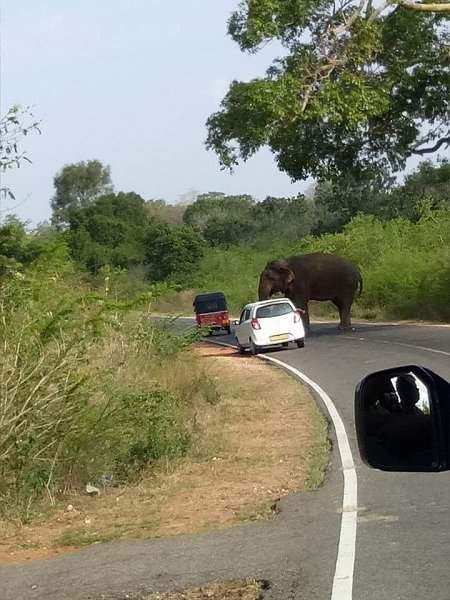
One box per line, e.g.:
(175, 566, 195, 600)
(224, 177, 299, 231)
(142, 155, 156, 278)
(355, 366, 447, 472)
(233, 320, 239, 326)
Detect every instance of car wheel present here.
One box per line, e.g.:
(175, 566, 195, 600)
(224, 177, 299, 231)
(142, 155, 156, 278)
(236, 340, 245, 355)
(250, 339, 259, 356)
(296, 339, 305, 348)
(282, 342, 289, 347)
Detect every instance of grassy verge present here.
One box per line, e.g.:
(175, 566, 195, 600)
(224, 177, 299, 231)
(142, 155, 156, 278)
(0, 250, 213, 525)
(0, 344, 329, 562)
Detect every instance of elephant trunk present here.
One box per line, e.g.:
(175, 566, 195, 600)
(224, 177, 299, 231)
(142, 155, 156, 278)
(258, 277, 272, 301)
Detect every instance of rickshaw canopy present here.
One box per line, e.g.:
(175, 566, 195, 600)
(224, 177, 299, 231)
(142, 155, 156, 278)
(193, 292, 228, 314)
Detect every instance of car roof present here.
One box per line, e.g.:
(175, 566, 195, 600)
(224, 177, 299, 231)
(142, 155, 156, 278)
(242, 298, 295, 310)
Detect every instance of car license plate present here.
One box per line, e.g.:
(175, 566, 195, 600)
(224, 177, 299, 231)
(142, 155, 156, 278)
(270, 334, 289, 342)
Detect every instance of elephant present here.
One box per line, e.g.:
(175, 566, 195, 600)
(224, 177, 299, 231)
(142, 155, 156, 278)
(258, 252, 363, 332)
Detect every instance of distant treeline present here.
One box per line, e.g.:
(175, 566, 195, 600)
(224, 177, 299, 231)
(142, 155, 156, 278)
(186, 208, 450, 322)
(0, 158, 449, 321)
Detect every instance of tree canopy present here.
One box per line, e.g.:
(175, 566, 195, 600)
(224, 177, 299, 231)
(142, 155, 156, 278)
(145, 222, 205, 281)
(51, 160, 113, 227)
(183, 192, 257, 247)
(182, 191, 313, 246)
(67, 192, 148, 272)
(311, 159, 450, 231)
(206, 0, 450, 181)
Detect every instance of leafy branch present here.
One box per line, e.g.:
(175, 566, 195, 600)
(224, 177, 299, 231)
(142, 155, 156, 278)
(0, 105, 41, 200)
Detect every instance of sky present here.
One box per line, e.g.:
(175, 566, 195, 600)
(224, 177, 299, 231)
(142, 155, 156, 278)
(0, 1, 447, 226)
(1, 0, 311, 225)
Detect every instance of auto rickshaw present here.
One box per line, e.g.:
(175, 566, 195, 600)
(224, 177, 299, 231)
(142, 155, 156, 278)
(193, 291, 231, 335)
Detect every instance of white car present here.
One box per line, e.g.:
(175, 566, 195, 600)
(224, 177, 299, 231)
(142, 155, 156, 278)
(235, 298, 305, 355)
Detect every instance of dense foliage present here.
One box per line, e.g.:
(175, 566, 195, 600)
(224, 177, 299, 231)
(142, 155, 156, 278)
(145, 221, 206, 280)
(1, 151, 449, 521)
(67, 192, 148, 272)
(182, 205, 450, 322)
(0, 242, 213, 518)
(206, 1, 450, 181)
(183, 192, 313, 246)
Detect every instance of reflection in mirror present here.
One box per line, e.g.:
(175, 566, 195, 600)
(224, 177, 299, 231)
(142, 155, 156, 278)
(359, 369, 439, 470)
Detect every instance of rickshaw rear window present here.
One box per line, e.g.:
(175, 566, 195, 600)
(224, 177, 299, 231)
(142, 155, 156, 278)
(198, 300, 222, 312)
(194, 295, 227, 313)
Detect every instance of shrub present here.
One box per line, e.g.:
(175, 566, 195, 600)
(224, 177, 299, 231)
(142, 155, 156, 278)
(0, 252, 209, 519)
(170, 207, 450, 321)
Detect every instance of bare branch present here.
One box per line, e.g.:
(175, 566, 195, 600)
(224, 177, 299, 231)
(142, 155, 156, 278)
(368, 0, 395, 21)
(331, 0, 367, 36)
(397, 0, 450, 11)
(412, 135, 450, 154)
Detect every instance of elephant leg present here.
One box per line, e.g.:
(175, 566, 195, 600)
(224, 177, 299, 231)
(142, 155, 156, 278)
(290, 292, 310, 332)
(300, 302, 311, 332)
(333, 297, 352, 330)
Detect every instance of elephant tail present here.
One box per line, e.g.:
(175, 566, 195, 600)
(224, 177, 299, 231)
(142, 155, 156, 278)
(358, 272, 363, 296)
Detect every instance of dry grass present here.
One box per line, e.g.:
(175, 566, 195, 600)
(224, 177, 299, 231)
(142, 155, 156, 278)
(152, 289, 197, 316)
(143, 580, 265, 600)
(0, 343, 329, 563)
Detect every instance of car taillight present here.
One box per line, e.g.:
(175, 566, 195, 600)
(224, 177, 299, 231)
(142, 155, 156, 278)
(294, 311, 301, 323)
(251, 318, 261, 330)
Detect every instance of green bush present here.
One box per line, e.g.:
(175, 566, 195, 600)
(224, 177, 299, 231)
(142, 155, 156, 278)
(172, 206, 450, 321)
(145, 222, 205, 281)
(103, 389, 191, 480)
(0, 248, 209, 519)
(198, 376, 221, 405)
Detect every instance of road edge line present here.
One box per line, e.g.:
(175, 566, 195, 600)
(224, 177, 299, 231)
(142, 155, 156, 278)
(205, 339, 358, 600)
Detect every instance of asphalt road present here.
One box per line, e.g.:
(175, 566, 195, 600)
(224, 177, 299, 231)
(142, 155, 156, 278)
(259, 321, 450, 600)
(1, 320, 449, 600)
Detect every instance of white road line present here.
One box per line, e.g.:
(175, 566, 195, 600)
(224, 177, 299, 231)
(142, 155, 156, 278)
(261, 355, 357, 600)
(342, 336, 450, 357)
(206, 339, 358, 600)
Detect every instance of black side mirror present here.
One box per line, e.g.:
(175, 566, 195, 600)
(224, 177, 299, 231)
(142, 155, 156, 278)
(355, 365, 449, 472)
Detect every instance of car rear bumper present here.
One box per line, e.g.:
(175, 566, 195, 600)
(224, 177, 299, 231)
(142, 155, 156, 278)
(251, 329, 305, 347)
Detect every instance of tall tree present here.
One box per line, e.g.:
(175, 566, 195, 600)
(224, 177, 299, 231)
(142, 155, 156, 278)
(145, 222, 205, 281)
(51, 160, 113, 227)
(252, 194, 313, 239)
(145, 199, 186, 225)
(67, 192, 148, 272)
(183, 192, 255, 231)
(183, 192, 257, 246)
(396, 160, 450, 204)
(310, 159, 450, 231)
(206, 1, 450, 182)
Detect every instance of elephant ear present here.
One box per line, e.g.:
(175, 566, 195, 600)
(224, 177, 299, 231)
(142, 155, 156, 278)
(273, 259, 295, 285)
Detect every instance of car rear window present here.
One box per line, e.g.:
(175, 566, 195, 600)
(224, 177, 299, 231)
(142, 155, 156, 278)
(255, 303, 294, 318)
